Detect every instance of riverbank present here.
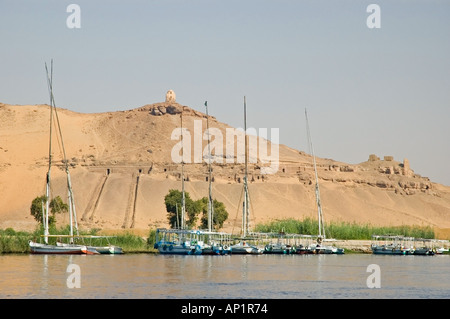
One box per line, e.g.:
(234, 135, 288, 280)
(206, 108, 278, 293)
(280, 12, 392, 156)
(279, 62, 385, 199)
(333, 239, 450, 254)
(2, 226, 449, 254)
(333, 240, 373, 253)
(3, 239, 448, 255)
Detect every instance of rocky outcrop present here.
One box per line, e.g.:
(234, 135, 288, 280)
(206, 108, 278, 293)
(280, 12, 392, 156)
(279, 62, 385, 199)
(149, 103, 184, 116)
(138, 102, 214, 119)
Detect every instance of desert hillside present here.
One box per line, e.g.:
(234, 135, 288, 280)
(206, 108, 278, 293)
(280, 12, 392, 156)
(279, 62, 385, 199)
(1, 95, 449, 238)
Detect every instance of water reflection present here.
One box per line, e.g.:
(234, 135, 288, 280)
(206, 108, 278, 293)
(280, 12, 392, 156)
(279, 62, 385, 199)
(1, 254, 449, 298)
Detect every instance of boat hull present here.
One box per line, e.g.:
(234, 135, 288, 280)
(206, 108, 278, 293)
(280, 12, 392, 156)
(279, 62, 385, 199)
(371, 245, 406, 255)
(230, 243, 263, 255)
(264, 244, 296, 254)
(295, 244, 344, 254)
(29, 241, 87, 255)
(202, 245, 232, 255)
(413, 248, 435, 256)
(91, 246, 123, 254)
(155, 242, 203, 255)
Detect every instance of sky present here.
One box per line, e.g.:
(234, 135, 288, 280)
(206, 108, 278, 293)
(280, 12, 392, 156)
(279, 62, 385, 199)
(1, 0, 449, 186)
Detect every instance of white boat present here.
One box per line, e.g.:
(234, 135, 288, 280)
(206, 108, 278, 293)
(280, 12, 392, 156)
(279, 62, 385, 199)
(29, 240, 87, 254)
(230, 241, 263, 255)
(304, 109, 344, 255)
(436, 247, 449, 254)
(73, 235, 123, 254)
(310, 243, 345, 255)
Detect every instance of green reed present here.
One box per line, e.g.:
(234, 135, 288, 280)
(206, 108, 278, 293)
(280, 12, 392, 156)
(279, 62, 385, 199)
(0, 227, 154, 253)
(254, 218, 435, 240)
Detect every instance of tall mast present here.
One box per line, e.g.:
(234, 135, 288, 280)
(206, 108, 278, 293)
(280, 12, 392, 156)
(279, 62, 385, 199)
(243, 96, 249, 238)
(205, 101, 213, 232)
(44, 61, 53, 244)
(180, 106, 186, 229)
(45, 60, 79, 243)
(305, 108, 325, 240)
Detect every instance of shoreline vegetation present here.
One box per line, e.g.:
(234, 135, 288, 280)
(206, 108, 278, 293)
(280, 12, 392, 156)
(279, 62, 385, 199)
(1, 218, 448, 254)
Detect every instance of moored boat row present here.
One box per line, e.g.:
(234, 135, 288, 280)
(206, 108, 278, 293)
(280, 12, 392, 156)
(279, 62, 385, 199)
(154, 228, 345, 255)
(371, 235, 447, 256)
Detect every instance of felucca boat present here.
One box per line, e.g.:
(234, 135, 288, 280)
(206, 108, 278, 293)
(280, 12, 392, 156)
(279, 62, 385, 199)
(301, 109, 344, 255)
(229, 97, 263, 255)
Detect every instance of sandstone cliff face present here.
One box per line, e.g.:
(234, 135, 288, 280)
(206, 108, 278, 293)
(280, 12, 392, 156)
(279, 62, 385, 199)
(0, 102, 449, 233)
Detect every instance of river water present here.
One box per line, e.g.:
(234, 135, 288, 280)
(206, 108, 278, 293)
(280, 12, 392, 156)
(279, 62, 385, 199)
(0, 254, 448, 299)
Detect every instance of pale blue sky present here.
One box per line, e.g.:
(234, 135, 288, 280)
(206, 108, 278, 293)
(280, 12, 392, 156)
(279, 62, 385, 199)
(1, 1, 449, 185)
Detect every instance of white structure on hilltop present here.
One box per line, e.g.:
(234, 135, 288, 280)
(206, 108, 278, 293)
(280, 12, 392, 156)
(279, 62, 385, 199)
(165, 90, 176, 103)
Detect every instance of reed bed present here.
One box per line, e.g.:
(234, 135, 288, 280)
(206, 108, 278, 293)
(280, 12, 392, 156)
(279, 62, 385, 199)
(0, 227, 153, 253)
(254, 218, 436, 240)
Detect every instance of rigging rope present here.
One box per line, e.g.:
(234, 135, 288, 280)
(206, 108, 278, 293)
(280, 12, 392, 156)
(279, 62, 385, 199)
(231, 184, 244, 236)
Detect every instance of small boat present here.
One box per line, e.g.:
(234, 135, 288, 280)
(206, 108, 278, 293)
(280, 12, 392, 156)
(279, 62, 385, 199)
(435, 247, 449, 254)
(295, 244, 310, 255)
(413, 247, 435, 256)
(92, 245, 123, 254)
(202, 241, 232, 255)
(83, 235, 123, 254)
(371, 244, 407, 255)
(230, 241, 263, 255)
(200, 231, 233, 255)
(293, 235, 315, 254)
(55, 241, 99, 254)
(433, 239, 449, 254)
(412, 238, 435, 256)
(312, 242, 345, 255)
(371, 235, 414, 255)
(29, 240, 87, 254)
(264, 242, 296, 254)
(154, 228, 206, 255)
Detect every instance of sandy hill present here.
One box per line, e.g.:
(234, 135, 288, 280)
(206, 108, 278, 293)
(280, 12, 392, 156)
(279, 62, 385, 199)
(1, 98, 450, 238)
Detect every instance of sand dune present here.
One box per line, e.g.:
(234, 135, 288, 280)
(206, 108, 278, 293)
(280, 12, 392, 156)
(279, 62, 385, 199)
(1, 100, 449, 238)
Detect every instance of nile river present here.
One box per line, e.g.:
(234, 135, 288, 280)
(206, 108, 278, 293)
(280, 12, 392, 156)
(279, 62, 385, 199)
(0, 254, 449, 299)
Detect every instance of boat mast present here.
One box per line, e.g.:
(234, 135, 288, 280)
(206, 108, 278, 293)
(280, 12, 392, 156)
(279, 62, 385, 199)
(243, 96, 249, 238)
(180, 106, 186, 230)
(205, 101, 214, 232)
(305, 108, 325, 240)
(44, 62, 53, 244)
(45, 60, 80, 243)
